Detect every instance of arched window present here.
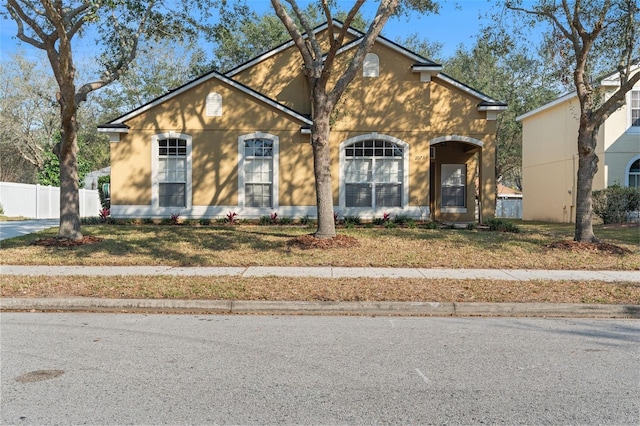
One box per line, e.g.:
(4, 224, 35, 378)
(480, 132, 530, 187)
(341, 137, 407, 208)
(238, 133, 279, 209)
(627, 158, 640, 189)
(206, 92, 222, 117)
(363, 53, 379, 78)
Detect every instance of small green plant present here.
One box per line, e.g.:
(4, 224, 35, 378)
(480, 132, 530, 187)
(258, 215, 271, 225)
(0, 202, 4, 215)
(300, 215, 310, 225)
(384, 221, 397, 229)
(486, 218, 520, 233)
(343, 215, 361, 226)
(199, 218, 211, 226)
(142, 218, 154, 224)
(424, 221, 439, 230)
(81, 216, 101, 225)
(406, 219, 417, 229)
(215, 217, 227, 224)
(226, 211, 238, 224)
(466, 222, 477, 230)
(393, 214, 411, 225)
(372, 217, 385, 226)
(279, 216, 293, 225)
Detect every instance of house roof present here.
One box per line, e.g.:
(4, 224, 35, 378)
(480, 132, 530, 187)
(100, 19, 506, 129)
(516, 61, 640, 122)
(99, 69, 313, 128)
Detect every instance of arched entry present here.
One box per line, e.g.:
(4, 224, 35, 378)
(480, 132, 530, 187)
(429, 135, 492, 223)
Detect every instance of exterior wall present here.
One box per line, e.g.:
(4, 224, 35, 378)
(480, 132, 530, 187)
(522, 73, 639, 223)
(110, 76, 311, 218)
(522, 97, 605, 223)
(110, 29, 500, 221)
(603, 79, 640, 187)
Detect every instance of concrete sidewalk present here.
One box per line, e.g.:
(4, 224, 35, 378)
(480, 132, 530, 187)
(2, 265, 639, 282)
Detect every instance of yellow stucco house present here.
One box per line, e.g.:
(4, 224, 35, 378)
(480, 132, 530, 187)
(98, 21, 507, 222)
(518, 66, 640, 223)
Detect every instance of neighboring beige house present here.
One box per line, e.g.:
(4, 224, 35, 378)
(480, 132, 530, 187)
(99, 21, 506, 222)
(518, 66, 640, 223)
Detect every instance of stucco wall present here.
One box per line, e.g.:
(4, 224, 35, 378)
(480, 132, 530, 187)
(522, 73, 639, 223)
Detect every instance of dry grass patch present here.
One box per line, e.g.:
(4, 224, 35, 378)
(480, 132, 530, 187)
(2, 275, 639, 305)
(1, 223, 638, 270)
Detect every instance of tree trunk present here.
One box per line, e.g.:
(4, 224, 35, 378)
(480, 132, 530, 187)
(311, 104, 336, 239)
(574, 124, 599, 243)
(57, 108, 83, 241)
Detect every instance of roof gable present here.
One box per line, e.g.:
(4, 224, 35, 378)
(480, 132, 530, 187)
(100, 69, 312, 128)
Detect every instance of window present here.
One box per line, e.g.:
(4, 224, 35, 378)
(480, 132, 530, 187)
(244, 138, 274, 207)
(441, 164, 466, 210)
(206, 92, 222, 117)
(628, 158, 640, 189)
(363, 53, 379, 77)
(152, 133, 191, 209)
(631, 91, 640, 128)
(157, 138, 187, 207)
(344, 139, 403, 208)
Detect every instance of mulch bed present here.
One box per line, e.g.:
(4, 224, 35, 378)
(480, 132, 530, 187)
(287, 234, 360, 249)
(32, 236, 103, 247)
(545, 240, 632, 255)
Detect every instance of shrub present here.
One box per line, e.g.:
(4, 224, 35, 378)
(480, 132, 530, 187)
(258, 215, 271, 225)
(466, 222, 477, 231)
(424, 221, 439, 230)
(279, 216, 293, 225)
(99, 208, 110, 223)
(372, 217, 385, 226)
(170, 212, 181, 225)
(199, 218, 211, 226)
(226, 211, 238, 224)
(0, 202, 4, 215)
(384, 221, 397, 229)
(142, 218, 154, 224)
(343, 215, 361, 226)
(592, 185, 640, 224)
(98, 175, 110, 209)
(393, 214, 411, 225)
(486, 218, 520, 233)
(300, 215, 310, 225)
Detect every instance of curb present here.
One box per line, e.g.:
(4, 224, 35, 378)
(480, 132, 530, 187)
(1, 298, 639, 318)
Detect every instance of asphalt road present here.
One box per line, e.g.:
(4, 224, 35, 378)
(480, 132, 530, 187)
(0, 219, 58, 241)
(1, 314, 639, 425)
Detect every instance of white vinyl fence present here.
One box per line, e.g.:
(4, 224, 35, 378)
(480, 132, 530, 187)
(0, 182, 101, 219)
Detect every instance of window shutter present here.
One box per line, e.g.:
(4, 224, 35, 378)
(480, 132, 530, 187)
(206, 93, 222, 117)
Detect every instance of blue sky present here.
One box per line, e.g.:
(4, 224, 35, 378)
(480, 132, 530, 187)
(0, 0, 500, 60)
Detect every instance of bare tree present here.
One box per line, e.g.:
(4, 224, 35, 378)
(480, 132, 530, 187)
(271, 0, 437, 238)
(506, 0, 640, 242)
(0, 54, 58, 180)
(4, 0, 189, 240)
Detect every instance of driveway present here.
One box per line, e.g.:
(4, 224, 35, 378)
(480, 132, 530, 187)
(0, 219, 59, 241)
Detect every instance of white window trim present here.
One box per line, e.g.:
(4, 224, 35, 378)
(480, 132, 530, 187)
(151, 132, 192, 209)
(625, 154, 640, 187)
(440, 163, 467, 214)
(339, 133, 409, 210)
(627, 89, 640, 133)
(238, 132, 279, 210)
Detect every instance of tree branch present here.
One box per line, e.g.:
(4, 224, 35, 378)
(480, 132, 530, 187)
(271, 0, 315, 78)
